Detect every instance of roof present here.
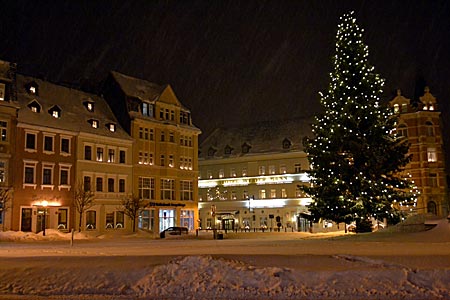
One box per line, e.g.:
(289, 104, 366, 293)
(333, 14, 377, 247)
(200, 118, 313, 159)
(110, 71, 187, 109)
(16, 74, 132, 140)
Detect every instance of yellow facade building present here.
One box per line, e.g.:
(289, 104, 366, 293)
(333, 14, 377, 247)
(103, 72, 201, 235)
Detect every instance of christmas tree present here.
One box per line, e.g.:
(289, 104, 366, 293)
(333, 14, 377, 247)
(303, 11, 418, 230)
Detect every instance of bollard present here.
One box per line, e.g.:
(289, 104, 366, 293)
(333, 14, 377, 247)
(70, 228, 74, 247)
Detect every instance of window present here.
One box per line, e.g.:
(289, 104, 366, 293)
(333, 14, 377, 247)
(270, 189, 277, 198)
(398, 124, 408, 137)
(108, 178, 114, 192)
(96, 177, 103, 192)
(24, 162, 37, 184)
(180, 180, 193, 200)
(160, 155, 165, 166)
(269, 165, 275, 175)
(425, 121, 434, 137)
(42, 165, 53, 185)
(115, 211, 125, 228)
(84, 176, 91, 191)
(44, 135, 54, 152)
(28, 101, 41, 113)
(231, 191, 237, 200)
(0, 83, 5, 101)
(280, 165, 287, 174)
(59, 165, 70, 186)
(96, 147, 104, 162)
(161, 131, 165, 142)
(295, 186, 302, 197)
(0, 121, 7, 141)
(393, 104, 399, 113)
(86, 211, 96, 230)
(61, 137, 70, 154)
(0, 161, 6, 183)
(169, 155, 174, 167)
(142, 102, 150, 116)
(144, 128, 148, 140)
(219, 169, 224, 178)
(169, 132, 174, 143)
(25, 132, 37, 150)
(139, 127, 143, 139)
(294, 163, 302, 173)
(230, 168, 236, 177)
(58, 208, 68, 230)
(161, 179, 175, 200)
(281, 188, 287, 198)
(139, 177, 154, 199)
(242, 143, 251, 154)
(259, 189, 266, 199)
(242, 168, 247, 177)
(108, 149, 115, 163)
(84, 145, 92, 160)
(282, 138, 292, 149)
(207, 170, 212, 179)
(427, 148, 437, 162)
(89, 119, 99, 128)
(119, 150, 126, 164)
(85, 101, 94, 112)
(259, 166, 265, 175)
(49, 105, 61, 118)
(108, 123, 116, 132)
(224, 145, 233, 155)
(428, 173, 438, 187)
(160, 108, 164, 119)
(119, 179, 125, 193)
(170, 110, 175, 121)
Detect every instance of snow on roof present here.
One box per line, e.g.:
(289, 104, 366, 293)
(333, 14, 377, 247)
(111, 71, 165, 102)
(16, 74, 132, 140)
(200, 118, 313, 158)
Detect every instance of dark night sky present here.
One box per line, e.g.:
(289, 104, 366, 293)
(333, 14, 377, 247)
(1, 0, 450, 158)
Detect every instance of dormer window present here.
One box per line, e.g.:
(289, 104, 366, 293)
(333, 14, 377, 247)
(48, 105, 61, 118)
(141, 102, 153, 117)
(83, 100, 95, 112)
(25, 81, 39, 95)
(241, 142, 251, 154)
(28, 100, 41, 113)
(107, 123, 116, 132)
(393, 104, 399, 113)
(282, 138, 292, 149)
(224, 145, 233, 155)
(207, 147, 217, 157)
(89, 119, 99, 128)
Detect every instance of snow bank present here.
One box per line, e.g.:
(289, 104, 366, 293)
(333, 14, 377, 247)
(0, 229, 90, 241)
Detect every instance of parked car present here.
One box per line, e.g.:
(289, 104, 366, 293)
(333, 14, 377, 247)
(160, 226, 189, 238)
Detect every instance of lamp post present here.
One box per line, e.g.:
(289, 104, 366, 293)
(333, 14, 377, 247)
(42, 200, 48, 236)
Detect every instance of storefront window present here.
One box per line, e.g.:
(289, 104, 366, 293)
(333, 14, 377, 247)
(180, 210, 194, 230)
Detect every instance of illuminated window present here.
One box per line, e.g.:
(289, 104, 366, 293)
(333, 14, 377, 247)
(219, 169, 224, 178)
(86, 102, 94, 112)
(268, 165, 275, 174)
(108, 149, 115, 163)
(0, 161, 6, 183)
(259, 166, 265, 175)
(270, 189, 276, 198)
(0, 83, 5, 101)
(169, 155, 174, 167)
(108, 123, 116, 132)
(49, 106, 61, 118)
(89, 119, 99, 128)
(207, 170, 212, 179)
(259, 189, 266, 199)
(280, 165, 287, 174)
(96, 147, 104, 162)
(230, 168, 236, 177)
(427, 148, 437, 162)
(0, 121, 7, 141)
(281, 188, 287, 198)
(28, 100, 41, 113)
(393, 104, 399, 113)
(231, 191, 237, 200)
(29, 86, 36, 94)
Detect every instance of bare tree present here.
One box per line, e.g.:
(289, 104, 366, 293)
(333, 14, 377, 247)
(73, 181, 95, 232)
(121, 194, 146, 232)
(0, 188, 12, 231)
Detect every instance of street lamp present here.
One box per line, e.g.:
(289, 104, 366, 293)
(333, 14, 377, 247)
(42, 200, 48, 236)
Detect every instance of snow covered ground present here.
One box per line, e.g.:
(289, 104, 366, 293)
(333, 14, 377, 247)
(1, 219, 450, 300)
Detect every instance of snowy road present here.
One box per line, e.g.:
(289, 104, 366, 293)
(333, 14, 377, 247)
(1, 224, 450, 299)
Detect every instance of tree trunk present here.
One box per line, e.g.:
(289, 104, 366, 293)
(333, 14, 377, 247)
(78, 211, 83, 232)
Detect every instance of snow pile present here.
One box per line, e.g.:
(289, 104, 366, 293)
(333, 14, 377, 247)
(0, 229, 90, 241)
(381, 213, 439, 233)
(131, 255, 450, 300)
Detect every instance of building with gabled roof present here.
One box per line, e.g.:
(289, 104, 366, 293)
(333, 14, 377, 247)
(198, 118, 313, 232)
(103, 71, 201, 235)
(11, 74, 133, 233)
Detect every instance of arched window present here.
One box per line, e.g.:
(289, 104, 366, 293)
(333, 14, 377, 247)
(427, 201, 437, 215)
(425, 121, 434, 137)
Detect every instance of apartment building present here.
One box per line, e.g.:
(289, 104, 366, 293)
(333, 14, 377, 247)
(102, 71, 201, 235)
